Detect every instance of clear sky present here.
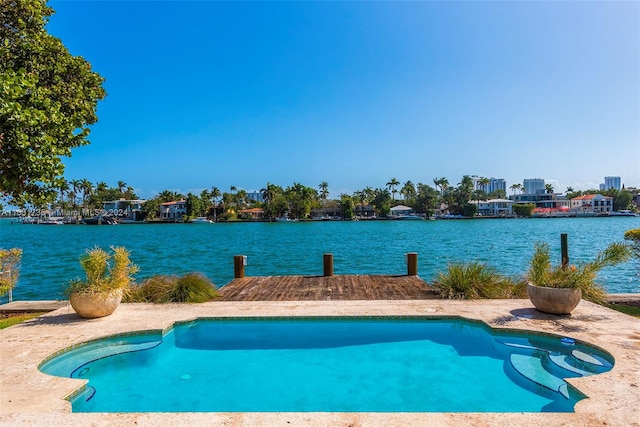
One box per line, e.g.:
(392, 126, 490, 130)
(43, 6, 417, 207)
(48, 0, 639, 199)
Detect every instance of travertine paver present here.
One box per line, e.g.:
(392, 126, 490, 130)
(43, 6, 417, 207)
(1, 299, 639, 426)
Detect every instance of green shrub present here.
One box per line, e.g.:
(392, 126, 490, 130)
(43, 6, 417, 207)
(125, 273, 218, 303)
(513, 204, 535, 217)
(432, 261, 525, 300)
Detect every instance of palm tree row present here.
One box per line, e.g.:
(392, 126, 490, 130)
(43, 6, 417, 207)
(77, 176, 505, 221)
(49, 178, 138, 212)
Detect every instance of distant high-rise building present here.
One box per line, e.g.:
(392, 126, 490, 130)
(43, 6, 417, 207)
(487, 178, 506, 195)
(601, 176, 621, 191)
(523, 178, 545, 194)
(246, 191, 264, 203)
(471, 176, 506, 195)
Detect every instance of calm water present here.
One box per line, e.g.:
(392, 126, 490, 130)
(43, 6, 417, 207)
(1, 217, 639, 301)
(41, 317, 610, 412)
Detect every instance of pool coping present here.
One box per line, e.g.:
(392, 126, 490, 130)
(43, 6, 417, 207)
(1, 299, 639, 426)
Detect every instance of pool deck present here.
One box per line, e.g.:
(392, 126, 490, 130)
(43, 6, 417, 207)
(1, 299, 639, 427)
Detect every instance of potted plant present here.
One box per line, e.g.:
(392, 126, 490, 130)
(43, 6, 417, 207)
(68, 246, 138, 318)
(527, 241, 631, 314)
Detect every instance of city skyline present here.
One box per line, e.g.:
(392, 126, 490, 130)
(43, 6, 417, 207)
(45, 1, 639, 200)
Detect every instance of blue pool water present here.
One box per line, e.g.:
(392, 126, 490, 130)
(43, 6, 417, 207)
(39, 317, 614, 413)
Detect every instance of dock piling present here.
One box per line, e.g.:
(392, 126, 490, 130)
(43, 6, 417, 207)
(561, 233, 569, 269)
(323, 253, 334, 276)
(234, 255, 247, 278)
(405, 252, 418, 276)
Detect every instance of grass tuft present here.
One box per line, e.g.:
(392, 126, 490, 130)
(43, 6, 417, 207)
(125, 273, 218, 303)
(432, 262, 526, 300)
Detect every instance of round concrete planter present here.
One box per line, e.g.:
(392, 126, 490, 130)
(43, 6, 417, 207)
(69, 289, 123, 319)
(527, 283, 582, 315)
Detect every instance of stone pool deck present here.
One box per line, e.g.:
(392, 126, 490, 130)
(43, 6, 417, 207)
(1, 299, 639, 427)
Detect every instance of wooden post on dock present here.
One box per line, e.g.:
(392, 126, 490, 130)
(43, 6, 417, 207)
(406, 252, 418, 276)
(323, 253, 334, 276)
(561, 233, 569, 269)
(234, 255, 246, 278)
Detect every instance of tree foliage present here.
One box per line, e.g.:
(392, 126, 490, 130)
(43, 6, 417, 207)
(0, 0, 106, 207)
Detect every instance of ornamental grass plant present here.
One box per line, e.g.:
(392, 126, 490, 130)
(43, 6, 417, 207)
(432, 261, 527, 300)
(126, 273, 218, 303)
(527, 241, 632, 305)
(0, 248, 22, 297)
(624, 228, 640, 258)
(67, 246, 138, 295)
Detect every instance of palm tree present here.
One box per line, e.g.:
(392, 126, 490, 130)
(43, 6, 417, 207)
(545, 183, 554, 194)
(566, 186, 574, 194)
(509, 183, 521, 195)
(318, 181, 329, 202)
(57, 179, 69, 210)
(386, 178, 400, 201)
(236, 189, 247, 210)
(81, 179, 93, 208)
(95, 181, 108, 194)
(70, 179, 82, 209)
(475, 177, 490, 215)
(117, 180, 127, 194)
(401, 181, 416, 201)
(478, 177, 490, 194)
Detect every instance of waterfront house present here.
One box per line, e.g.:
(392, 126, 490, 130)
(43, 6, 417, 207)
(389, 205, 414, 217)
(509, 192, 570, 211)
(310, 207, 342, 220)
(102, 199, 146, 221)
(354, 204, 376, 219)
(471, 199, 514, 216)
(159, 200, 187, 220)
(570, 194, 614, 214)
(240, 207, 264, 220)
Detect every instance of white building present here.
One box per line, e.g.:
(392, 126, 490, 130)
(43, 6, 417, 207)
(389, 205, 415, 217)
(570, 194, 614, 214)
(471, 199, 514, 216)
(600, 176, 621, 191)
(159, 200, 187, 220)
(523, 178, 545, 194)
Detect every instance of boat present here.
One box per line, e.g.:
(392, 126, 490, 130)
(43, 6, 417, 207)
(609, 210, 638, 217)
(393, 214, 424, 220)
(37, 219, 64, 225)
(190, 217, 213, 224)
(83, 215, 118, 225)
(275, 216, 298, 222)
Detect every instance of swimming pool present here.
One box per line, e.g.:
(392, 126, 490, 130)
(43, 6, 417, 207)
(39, 316, 614, 413)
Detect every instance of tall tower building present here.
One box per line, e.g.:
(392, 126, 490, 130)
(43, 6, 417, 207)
(523, 178, 545, 194)
(602, 176, 621, 191)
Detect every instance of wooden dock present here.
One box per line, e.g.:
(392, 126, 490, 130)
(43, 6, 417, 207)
(217, 274, 438, 301)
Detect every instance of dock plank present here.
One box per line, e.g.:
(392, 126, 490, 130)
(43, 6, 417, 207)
(217, 274, 438, 301)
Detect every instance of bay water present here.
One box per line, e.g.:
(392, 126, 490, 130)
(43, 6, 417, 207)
(1, 216, 639, 301)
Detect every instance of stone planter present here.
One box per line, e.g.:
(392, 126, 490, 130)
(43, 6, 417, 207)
(69, 289, 123, 319)
(527, 283, 582, 315)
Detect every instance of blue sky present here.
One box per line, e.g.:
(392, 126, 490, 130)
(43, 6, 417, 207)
(48, 1, 639, 199)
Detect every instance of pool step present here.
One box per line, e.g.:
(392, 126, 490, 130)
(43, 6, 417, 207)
(509, 353, 569, 399)
(41, 340, 162, 378)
